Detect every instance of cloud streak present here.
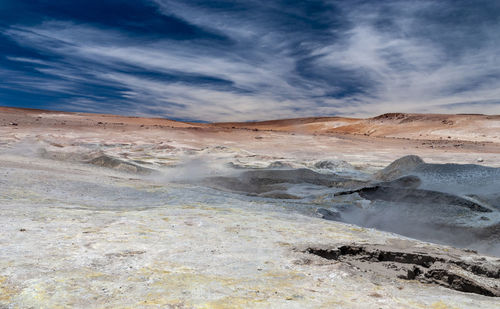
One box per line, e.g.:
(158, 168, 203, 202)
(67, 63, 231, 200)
(0, 0, 499, 121)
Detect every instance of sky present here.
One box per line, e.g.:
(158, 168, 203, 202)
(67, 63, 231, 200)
(1, 0, 500, 122)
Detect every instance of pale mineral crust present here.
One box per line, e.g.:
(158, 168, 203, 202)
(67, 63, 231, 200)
(1, 107, 499, 308)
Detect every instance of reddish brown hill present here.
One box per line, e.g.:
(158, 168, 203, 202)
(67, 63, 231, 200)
(1, 107, 499, 143)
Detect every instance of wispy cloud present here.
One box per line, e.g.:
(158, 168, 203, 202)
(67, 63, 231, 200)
(313, 1, 500, 115)
(0, 0, 499, 120)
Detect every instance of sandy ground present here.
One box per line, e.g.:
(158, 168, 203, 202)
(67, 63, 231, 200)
(1, 107, 499, 167)
(1, 107, 499, 308)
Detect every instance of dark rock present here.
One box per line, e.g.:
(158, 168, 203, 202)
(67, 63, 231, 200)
(88, 155, 153, 174)
(304, 243, 500, 297)
(313, 160, 353, 171)
(372, 113, 407, 121)
(267, 161, 294, 168)
(316, 208, 342, 221)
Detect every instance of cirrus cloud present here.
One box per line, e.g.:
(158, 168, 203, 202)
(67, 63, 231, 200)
(0, 0, 499, 121)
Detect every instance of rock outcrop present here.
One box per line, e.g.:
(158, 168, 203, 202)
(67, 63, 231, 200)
(303, 242, 500, 297)
(88, 155, 153, 174)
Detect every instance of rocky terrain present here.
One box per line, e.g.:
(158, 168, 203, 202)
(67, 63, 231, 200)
(1, 107, 499, 308)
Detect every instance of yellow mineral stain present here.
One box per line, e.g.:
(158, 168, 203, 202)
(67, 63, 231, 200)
(139, 267, 171, 276)
(276, 241, 291, 247)
(135, 264, 291, 308)
(87, 271, 106, 279)
(199, 206, 234, 213)
(431, 301, 458, 309)
(0, 276, 18, 302)
(325, 227, 341, 233)
(139, 296, 186, 307)
(349, 227, 365, 232)
(264, 270, 304, 282)
(197, 296, 265, 309)
(22, 283, 50, 303)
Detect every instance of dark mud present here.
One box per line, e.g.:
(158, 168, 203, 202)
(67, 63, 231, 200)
(335, 186, 492, 212)
(202, 156, 500, 256)
(205, 168, 367, 197)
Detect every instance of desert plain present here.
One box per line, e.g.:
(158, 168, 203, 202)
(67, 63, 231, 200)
(0, 106, 499, 308)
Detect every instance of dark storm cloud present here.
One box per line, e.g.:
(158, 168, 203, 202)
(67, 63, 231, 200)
(0, 0, 499, 121)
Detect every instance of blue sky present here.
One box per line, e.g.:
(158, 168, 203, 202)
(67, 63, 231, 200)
(1, 0, 499, 121)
